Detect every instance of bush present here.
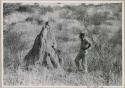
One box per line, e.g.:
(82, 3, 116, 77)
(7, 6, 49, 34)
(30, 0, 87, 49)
(16, 5, 34, 13)
(39, 6, 53, 15)
(87, 26, 122, 85)
(3, 3, 20, 15)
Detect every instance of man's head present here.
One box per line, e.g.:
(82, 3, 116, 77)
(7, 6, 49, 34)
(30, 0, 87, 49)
(45, 21, 49, 25)
(45, 21, 49, 28)
(79, 33, 85, 39)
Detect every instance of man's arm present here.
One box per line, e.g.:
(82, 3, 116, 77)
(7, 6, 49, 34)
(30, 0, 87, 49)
(87, 43, 91, 49)
(83, 39, 91, 50)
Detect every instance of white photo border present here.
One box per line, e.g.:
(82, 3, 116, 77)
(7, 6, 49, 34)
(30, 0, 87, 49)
(1, 0, 124, 88)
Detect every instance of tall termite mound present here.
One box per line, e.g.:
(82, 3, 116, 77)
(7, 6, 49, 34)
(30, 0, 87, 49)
(23, 22, 61, 70)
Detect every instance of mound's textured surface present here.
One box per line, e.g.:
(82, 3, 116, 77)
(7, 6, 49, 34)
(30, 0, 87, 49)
(23, 22, 61, 70)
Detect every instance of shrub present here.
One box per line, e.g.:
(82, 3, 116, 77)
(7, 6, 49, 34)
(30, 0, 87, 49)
(3, 3, 20, 15)
(16, 5, 34, 13)
(39, 6, 53, 15)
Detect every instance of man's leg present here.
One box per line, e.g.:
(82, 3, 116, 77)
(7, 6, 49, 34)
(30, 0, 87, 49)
(81, 55, 85, 71)
(81, 54, 88, 73)
(75, 53, 81, 70)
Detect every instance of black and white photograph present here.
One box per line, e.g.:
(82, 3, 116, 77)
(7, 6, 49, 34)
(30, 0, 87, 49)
(2, 0, 124, 87)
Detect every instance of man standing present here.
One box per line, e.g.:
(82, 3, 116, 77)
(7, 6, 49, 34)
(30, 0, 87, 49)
(75, 33, 91, 72)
